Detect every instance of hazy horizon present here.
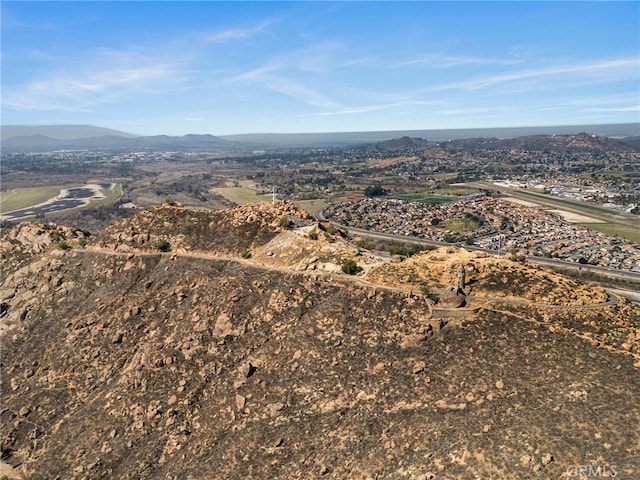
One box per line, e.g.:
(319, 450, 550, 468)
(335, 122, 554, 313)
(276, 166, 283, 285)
(2, 2, 638, 136)
(3, 123, 639, 147)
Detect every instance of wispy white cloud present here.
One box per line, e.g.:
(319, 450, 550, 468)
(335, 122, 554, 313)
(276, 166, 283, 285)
(294, 41, 344, 73)
(316, 100, 444, 117)
(435, 106, 511, 116)
(206, 18, 277, 43)
(259, 76, 341, 109)
(563, 92, 639, 109)
(392, 54, 524, 69)
(431, 58, 639, 92)
(222, 41, 380, 109)
(585, 104, 640, 113)
(230, 65, 280, 83)
(3, 52, 181, 112)
(514, 93, 640, 117)
(229, 65, 342, 109)
(337, 57, 376, 69)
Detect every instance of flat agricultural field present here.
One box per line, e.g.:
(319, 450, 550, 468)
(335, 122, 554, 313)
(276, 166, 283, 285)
(580, 223, 640, 243)
(210, 186, 272, 205)
(294, 199, 327, 215)
(0, 185, 71, 213)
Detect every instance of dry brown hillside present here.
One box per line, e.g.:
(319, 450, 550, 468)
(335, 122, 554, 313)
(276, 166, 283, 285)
(1, 203, 639, 479)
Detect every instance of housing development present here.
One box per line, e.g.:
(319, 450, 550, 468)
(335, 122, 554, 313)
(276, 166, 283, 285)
(325, 194, 640, 270)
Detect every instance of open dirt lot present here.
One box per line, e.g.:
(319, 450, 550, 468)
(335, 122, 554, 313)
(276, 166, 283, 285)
(502, 196, 542, 208)
(547, 209, 606, 223)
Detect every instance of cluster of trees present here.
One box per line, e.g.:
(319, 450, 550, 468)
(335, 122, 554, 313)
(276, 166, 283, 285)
(364, 184, 387, 197)
(389, 244, 434, 257)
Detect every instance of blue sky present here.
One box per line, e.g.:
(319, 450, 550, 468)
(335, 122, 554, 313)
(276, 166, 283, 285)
(2, 1, 639, 135)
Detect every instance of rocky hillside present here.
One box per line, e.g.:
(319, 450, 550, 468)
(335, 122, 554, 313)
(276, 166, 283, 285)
(366, 248, 609, 307)
(91, 201, 314, 255)
(450, 132, 639, 153)
(1, 203, 639, 479)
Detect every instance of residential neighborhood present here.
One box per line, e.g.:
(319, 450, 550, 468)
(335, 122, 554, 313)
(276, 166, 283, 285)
(325, 195, 640, 271)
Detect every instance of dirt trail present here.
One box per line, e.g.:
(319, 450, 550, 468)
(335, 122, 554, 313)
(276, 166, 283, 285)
(0, 460, 20, 479)
(78, 246, 618, 310)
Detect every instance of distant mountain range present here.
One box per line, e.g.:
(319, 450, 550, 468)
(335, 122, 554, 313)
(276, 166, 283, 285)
(355, 132, 640, 157)
(1, 123, 639, 152)
(447, 132, 640, 153)
(0, 125, 138, 141)
(1, 125, 233, 152)
(219, 123, 640, 147)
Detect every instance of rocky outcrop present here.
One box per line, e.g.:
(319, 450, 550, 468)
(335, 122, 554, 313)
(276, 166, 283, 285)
(0, 222, 88, 280)
(365, 247, 609, 307)
(0, 222, 87, 254)
(92, 201, 313, 255)
(439, 291, 466, 308)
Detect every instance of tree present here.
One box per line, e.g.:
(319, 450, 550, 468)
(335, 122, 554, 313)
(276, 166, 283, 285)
(341, 259, 360, 275)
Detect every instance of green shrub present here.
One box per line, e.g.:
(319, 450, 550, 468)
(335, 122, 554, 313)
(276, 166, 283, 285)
(421, 285, 440, 303)
(277, 216, 291, 228)
(324, 225, 337, 235)
(78, 238, 88, 248)
(156, 239, 171, 252)
(389, 244, 433, 257)
(56, 241, 71, 251)
(307, 229, 318, 240)
(341, 259, 360, 275)
(355, 239, 369, 249)
(240, 249, 252, 258)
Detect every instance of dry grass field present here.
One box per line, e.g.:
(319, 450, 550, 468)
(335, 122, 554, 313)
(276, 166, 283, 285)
(580, 222, 640, 243)
(293, 199, 327, 215)
(0, 185, 71, 213)
(210, 186, 272, 205)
